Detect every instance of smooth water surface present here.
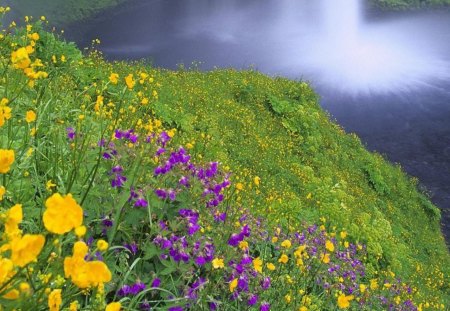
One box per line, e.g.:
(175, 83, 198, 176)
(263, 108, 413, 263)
(14, 0, 450, 239)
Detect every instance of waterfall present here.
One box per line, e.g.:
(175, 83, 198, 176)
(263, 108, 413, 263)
(322, 0, 361, 46)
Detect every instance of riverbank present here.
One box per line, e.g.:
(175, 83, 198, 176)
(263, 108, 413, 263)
(369, 0, 450, 11)
(11, 0, 128, 26)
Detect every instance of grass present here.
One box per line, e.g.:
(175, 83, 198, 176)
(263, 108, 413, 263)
(12, 0, 126, 25)
(0, 10, 448, 311)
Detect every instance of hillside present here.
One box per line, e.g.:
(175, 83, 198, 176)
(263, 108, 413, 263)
(369, 0, 450, 10)
(11, 0, 126, 25)
(0, 11, 448, 310)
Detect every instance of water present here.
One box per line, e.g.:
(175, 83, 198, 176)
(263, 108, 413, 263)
(10, 0, 450, 240)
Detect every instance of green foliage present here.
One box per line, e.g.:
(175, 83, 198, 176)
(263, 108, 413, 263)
(369, 0, 450, 10)
(12, 0, 126, 25)
(0, 14, 449, 309)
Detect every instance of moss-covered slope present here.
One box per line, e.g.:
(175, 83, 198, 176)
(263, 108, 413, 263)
(1, 17, 449, 307)
(369, 0, 450, 10)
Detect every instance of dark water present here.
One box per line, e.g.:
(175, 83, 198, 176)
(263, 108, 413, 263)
(13, 0, 450, 241)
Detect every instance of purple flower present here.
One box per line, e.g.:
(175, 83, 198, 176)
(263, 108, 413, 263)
(188, 222, 200, 235)
(135, 198, 148, 208)
(195, 256, 206, 266)
(209, 302, 217, 310)
(129, 133, 138, 143)
(260, 302, 270, 311)
(179, 176, 189, 187)
(118, 282, 146, 296)
(102, 152, 112, 159)
(214, 212, 227, 222)
(110, 166, 127, 188)
(102, 218, 113, 227)
(158, 131, 171, 147)
(261, 277, 271, 290)
(151, 278, 161, 288)
(241, 225, 251, 237)
(168, 307, 184, 311)
(248, 294, 258, 306)
(168, 189, 176, 201)
(111, 174, 127, 188)
(155, 189, 168, 199)
(66, 127, 76, 140)
(115, 129, 124, 139)
(228, 233, 242, 247)
(238, 276, 249, 292)
(124, 242, 138, 255)
(156, 147, 166, 156)
(159, 221, 168, 230)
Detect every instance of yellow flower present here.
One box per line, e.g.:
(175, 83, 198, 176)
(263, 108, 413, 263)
(95, 95, 104, 112)
(19, 282, 30, 294)
(278, 254, 289, 264)
(5, 204, 23, 239)
(229, 278, 238, 293)
(109, 73, 119, 84)
(0, 186, 6, 200)
(285, 294, 291, 303)
(238, 240, 249, 250)
(0, 98, 8, 106)
(25, 110, 36, 123)
(125, 74, 135, 89)
(48, 289, 62, 311)
(0, 106, 12, 127)
(97, 239, 108, 251)
(340, 231, 347, 239)
(253, 257, 263, 273)
(64, 241, 111, 288)
(254, 176, 260, 186)
(43, 193, 83, 234)
(105, 302, 121, 311)
(266, 263, 276, 271)
(0, 149, 15, 173)
(29, 32, 39, 41)
(10, 234, 45, 267)
(321, 253, 331, 264)
(299, 307, 308, 311)
(74, 225, 86, 238)
(236, 182, 244, 190)
(11, 47, 31, 69)
(325, 240, 335, 252)
(370, 279, 378, 290)
(281, 239, 292, 249)
(46, 180, 57, 191)
(271, 236, 278, 243)
(359, 284, 366, 293)
(212, 258, 224, 269)
(69, 301, 78, 311)
(0, 258, 13, 285)
(3, 289, 19, 300)
(337, 294, 354, 309)
(167, 129, 176, 138)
